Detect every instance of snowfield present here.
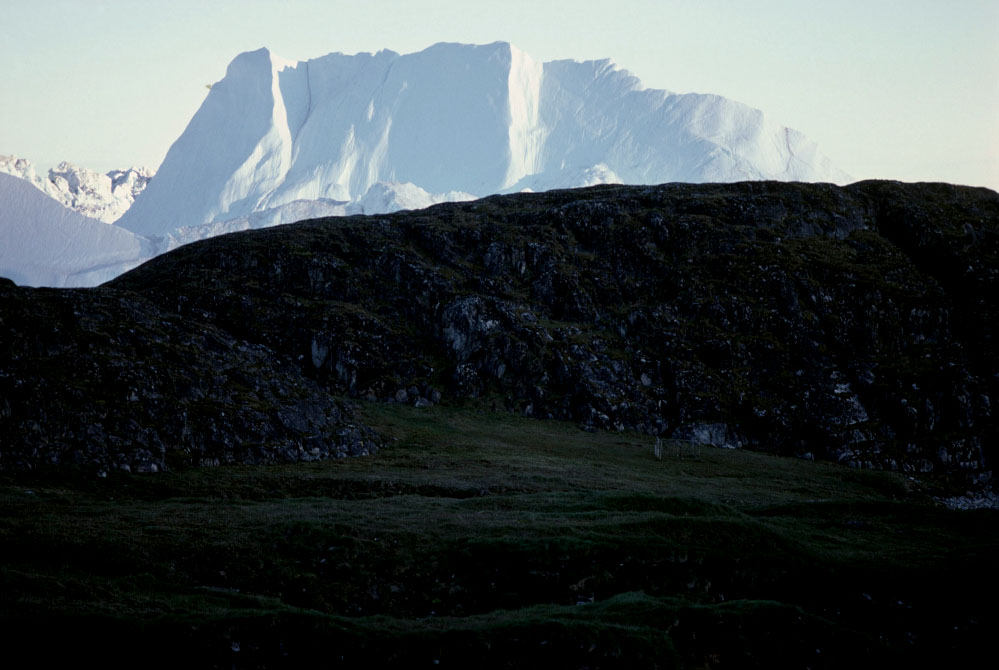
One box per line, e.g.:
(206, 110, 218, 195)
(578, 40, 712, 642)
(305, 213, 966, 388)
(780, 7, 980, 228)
(0, 173, 151, 287)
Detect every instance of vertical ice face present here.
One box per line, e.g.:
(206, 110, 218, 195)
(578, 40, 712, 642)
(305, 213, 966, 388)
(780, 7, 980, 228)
(379, 42, 514, 195)
(270, 49, 399, 205)
(504, 44, 545, 189)
(118, 48, 294, 236)
(523, 57, 655, 189)
(266, 42, 529, 205)
(217, 50, 296, 218)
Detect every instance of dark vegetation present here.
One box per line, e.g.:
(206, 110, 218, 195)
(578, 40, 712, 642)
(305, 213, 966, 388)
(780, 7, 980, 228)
(1, 180, 998, 665)
(107, 181, 999, 483)
(4, 180, 996, 481)
(2, 403, 997, 667)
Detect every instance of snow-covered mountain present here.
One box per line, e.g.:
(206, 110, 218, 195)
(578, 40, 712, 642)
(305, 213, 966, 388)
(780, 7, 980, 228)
(0, 173, 151, 286)
(118, 42, 848, 238)
(0, 155, 153, 223)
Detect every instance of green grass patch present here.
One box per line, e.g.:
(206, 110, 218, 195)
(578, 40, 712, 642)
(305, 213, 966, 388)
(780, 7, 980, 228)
(2, 402, 996, 667)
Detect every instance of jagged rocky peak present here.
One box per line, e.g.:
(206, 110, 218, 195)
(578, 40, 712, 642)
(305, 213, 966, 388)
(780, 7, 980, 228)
(108, 165, 155, 200)
(117, 41, 848, 238)
(0, 154, 153, 223)
(0, 155, 35, 181)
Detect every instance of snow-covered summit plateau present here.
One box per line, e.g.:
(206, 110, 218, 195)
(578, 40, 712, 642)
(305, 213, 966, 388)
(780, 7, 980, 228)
(118, 41, 848, 237)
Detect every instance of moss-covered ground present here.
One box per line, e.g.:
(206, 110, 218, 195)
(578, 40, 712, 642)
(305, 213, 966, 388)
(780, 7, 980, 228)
(2, 402, 996, 667)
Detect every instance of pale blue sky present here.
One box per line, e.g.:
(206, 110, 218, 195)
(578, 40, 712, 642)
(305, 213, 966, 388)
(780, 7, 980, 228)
(1, 0, 996, 188)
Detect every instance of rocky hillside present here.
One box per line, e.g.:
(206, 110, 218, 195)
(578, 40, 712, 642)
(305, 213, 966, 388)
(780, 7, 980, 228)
(0, 280, 375, 474)
(2, 181, 996, 484)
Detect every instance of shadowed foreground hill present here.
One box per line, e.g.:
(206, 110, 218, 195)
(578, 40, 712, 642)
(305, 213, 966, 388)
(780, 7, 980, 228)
(104, 180, 998, 482)
(1, 181, 998, 667)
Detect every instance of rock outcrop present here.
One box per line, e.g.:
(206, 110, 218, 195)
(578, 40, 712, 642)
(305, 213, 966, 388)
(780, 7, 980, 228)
(0, 279, 376, 474)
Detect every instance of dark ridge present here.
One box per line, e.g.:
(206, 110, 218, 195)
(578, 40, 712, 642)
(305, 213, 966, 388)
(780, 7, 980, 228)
(2, 180, 996, 484)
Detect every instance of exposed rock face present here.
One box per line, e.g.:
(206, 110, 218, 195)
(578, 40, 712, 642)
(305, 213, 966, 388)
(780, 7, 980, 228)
(2, 181, 996, 483)
(0, 279, 376, 474)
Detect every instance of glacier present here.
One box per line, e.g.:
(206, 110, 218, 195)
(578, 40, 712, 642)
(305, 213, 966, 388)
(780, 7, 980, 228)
(117, 41, 848, 238)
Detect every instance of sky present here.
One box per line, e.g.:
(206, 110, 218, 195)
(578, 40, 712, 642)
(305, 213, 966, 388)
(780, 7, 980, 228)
(1, 0, 996, 189)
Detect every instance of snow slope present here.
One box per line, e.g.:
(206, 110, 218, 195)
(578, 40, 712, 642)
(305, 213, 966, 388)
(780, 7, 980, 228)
(0, 155, 153, 223)
(0, 173, 151, 287)
(118, 42, 849, 238)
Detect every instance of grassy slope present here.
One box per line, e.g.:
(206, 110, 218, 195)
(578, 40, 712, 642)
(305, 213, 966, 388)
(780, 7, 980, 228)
(2, 403, 996, 668)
